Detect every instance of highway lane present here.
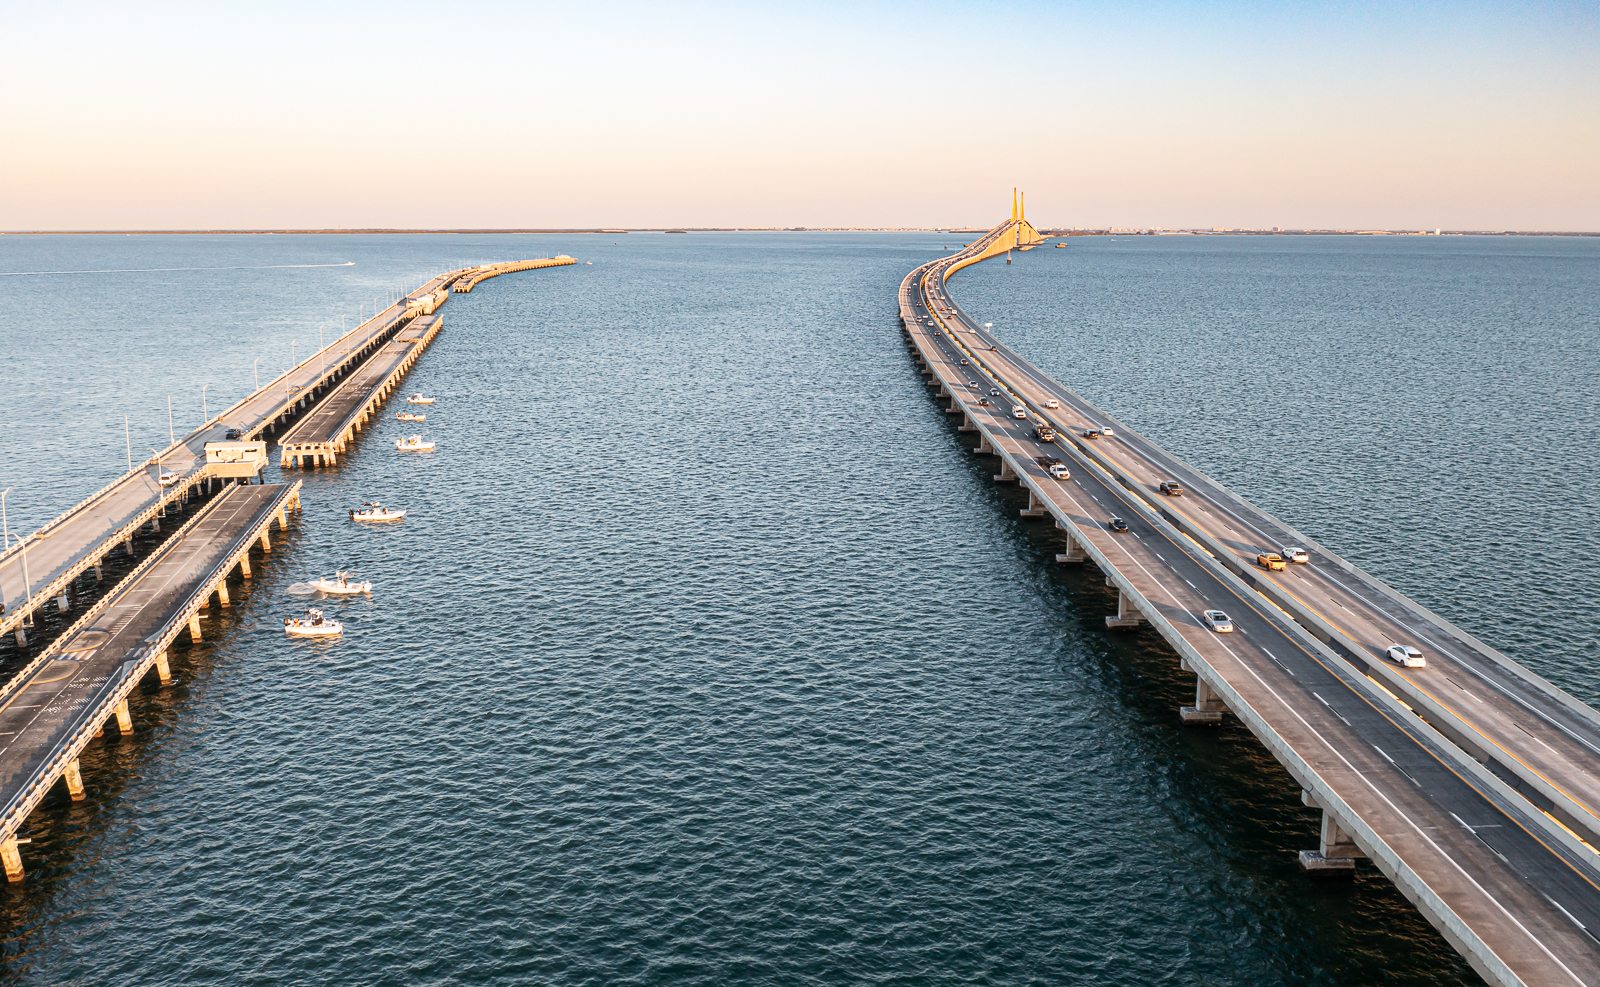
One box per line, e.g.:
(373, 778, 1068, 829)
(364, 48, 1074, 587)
(921, 264, 1600, 850)
(903, 246, 1600, 984)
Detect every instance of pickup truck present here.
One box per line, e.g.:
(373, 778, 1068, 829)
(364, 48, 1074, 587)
(1034, 424, 1056, 443)
(1255, 552, 1286, 572)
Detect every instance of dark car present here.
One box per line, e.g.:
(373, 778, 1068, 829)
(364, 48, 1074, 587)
(959, 358, 969, 366)
(1159, 481, 1184, 496)
(978, 398, 993, 407)
(224, 427, 242, 440)
(1108, 517, 1130, 533)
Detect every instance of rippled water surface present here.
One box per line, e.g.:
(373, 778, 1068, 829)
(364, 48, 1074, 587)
(0, 231, 1595, 985)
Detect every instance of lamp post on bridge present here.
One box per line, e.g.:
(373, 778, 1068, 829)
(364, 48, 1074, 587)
(123, 415, 133, 472)
(3, 531, 35, 625)
(200, 383, 211, 425)
(253, 357, 261, 391)
(167, 395, 175, 446)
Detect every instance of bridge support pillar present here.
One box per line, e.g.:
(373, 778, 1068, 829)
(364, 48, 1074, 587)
(156, 650, 173, 686)
(13, 626, 27, 649)
(124, 538, 135, 557)
(1298, 791, 1360, 874)
(1, 837, 23, 883)
(957, 414, 977, 433)
(215, 581, 231, 609)
(62, 757, 86, 801)
(188, 613, 203, 643)
(259, 531, 272, 553)
(1020, 489, 1048, 519)
(1105, 590, 1145, 630)
(1056, 533, 1088, 564)
(993, 462, 1018, 484)
(55, 590, 69, 613)
(945, 399, 962, 416)
(239, 554, 253, 580)
(94, 563, 104, 581)
(114, 699, 134, 736)
(1180, 677, 1226, 726)
(974, 435, 995, 455)
(150, 515, 161, 532)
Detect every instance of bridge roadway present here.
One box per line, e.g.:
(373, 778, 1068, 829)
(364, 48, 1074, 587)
(922, 267, 1600, 855)
(0, 261, 559, 647)
(278, 315, 443, 468)
(901, 225, 1600, 986)
(0, 481, 300, 879)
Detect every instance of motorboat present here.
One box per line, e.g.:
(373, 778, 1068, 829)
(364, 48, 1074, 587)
(310, 571, 372, 596)
(406, 395, 436, 405)
(284, 608, 343, 638)
(350, 501, 406, 523)
(397, 411, 426, 423)
(395, 434, 436, 453)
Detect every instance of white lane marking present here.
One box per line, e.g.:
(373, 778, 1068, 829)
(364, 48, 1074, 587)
(1184, 578, 1198, 590)
(1373, 746, 1396, 764)
(1544, 894, 1589, 932)
(1451, 812, 1476, 834)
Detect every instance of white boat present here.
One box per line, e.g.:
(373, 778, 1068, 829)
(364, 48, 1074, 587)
(284, 608, 343, 638)
(397, 411, 426, 423)
(310, 571, 372, 596)
(406, 395, 436, 405)
(395, 434, 435, 453)
(350, 501, 406, 523)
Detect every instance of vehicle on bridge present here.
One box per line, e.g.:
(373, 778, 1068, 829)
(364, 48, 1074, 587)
(1202, 610, 1235, 633)
(1386, 644, 1426, 669)
(1081, 427, 1101, 439)
(1108, 517, 1130, 533)
(1159, 481, 1184, 496)
(1034, 423, 1056, 443)
(1256, 552, 1287, 572)
(1044, 399, 1060, 409)
(1283, 546, 1310, 564)
(1011, 405, 1028, 420)
(158, 470, 181, 487)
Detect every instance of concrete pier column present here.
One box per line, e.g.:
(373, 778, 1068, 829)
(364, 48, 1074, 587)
(114, 699, 134, 735)
(957, 414, 978, 433)
(1020, 490, 1048, 519)
(150, 515, 161, 532)
(124, 538, 135, 556)
(1, 837, 23, 883)
(1105, 590, 1146, 630)
(1181, 677, 1227, 725)
(993, 462, 1018, 484)
(239, 554, 253, 580)
(55, 590, 70, 613)
(155, 650, 174, 686)
(62, 758, 86, 800)
(974, 435, 995, 455)
(945, 399, 963, 416)
(276, 508, 289, 530)
(259, 531, 272, 553)
(13, 627, 27, 649)
(188, 613, 203, 643)
(94, 564, 104, 581)
(215, 581, 231, 608)
(1298, 791, 1361, 874)
(1056, 529, 1088, 564)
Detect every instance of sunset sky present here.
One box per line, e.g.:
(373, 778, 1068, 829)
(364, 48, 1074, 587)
(6, 0, 1597, 231)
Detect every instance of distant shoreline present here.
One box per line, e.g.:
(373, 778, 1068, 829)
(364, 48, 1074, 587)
(2, 227, 1595, 237)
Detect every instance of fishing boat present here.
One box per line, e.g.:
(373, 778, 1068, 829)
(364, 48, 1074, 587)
(350, 501, 406, 523)
(406, 394, 436, 405)
(309, 571, 373, 596)
(397, 411, 426, 423)
(284, 608, 343, 639)
(395, 434, 435, 453)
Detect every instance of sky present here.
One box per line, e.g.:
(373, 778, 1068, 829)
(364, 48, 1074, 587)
(3, 0, 1598, 231)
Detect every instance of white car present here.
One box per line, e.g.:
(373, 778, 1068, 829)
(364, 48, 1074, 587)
(158, 470, 181, 487)
(1044, 399, 1060, 409)
(1283, 547, 1310, 564)
(1385, 644, 1425, 669)
(1099, 424, 1115, 437)
(1048, 464, 1071, 480)
(1202, 610, 1234, 633)
(1011, 405, 1028, 420)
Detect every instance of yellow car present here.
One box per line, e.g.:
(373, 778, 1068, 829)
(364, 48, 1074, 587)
(1255, 552, 1286, 572)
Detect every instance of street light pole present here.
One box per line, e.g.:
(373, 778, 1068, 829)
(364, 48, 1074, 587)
(200, 383, 211, 425)
(167, 395, 175, 446)
(253, 357, 261, 391)
(124, 415, 133, 471)
(1, 487, 11, 550)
